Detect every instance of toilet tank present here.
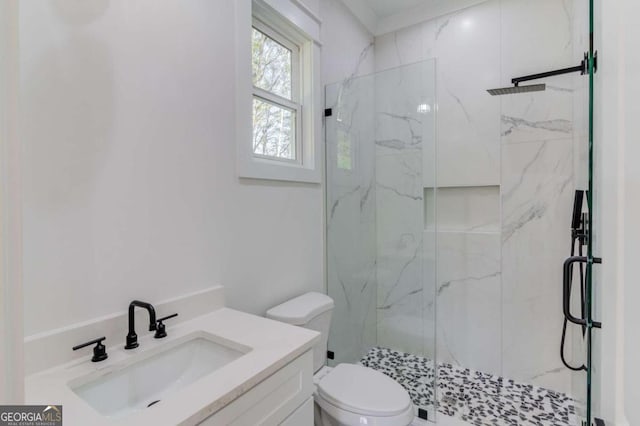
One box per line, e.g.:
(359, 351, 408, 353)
(266, 292, 334, 373)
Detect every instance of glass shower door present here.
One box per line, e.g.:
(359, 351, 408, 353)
(325, 70, 377, 368)
(325, 59, 437, 419)
(569, 1, 602, 423)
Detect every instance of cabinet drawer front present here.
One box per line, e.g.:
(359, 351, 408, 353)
(198, 350, 313, 426)
(280, 397, 313, 426)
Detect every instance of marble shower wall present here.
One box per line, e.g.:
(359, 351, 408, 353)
(375, 0, 504, 378)
(374, 2, 501, 188)
(500, 0, 577, 396)
(374, 0, 586, 396)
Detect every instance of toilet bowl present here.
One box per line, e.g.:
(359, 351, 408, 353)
(313, 364, 414, 426)
(266, 292, 415, 426)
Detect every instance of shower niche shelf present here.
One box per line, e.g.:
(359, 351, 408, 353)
(424, 185, 500, 232)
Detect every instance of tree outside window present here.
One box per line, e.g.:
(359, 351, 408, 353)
(251, 25, 300, 162)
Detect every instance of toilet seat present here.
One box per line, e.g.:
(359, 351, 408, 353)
(314, 364, 414, 426)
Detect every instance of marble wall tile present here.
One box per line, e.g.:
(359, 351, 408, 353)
(499, 0, 583, 397)
(375, 154, 426, 356)
(375, 3, 503, 181)
(436, 231, 502, 375)
(501, 138, 575, 393)
(500, 74, 575, 145)
(375, 2, 501, 188)
(423, 230, 437, 360)
(375, 172, 424, 354)
(374, 22, 424, 71)
(434, 1, 501, 187)
(501, 138, 574, 302)
(435, 186, 501, 232)
(572, 0, 590, 192)
(501, 0, 575, 144)
(501, 0, 574, 77)
(374, 20, 437, 72)
(374, 61, 435, 358)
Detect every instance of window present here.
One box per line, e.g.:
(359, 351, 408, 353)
(236, 0, 321, 183)
(336, 129, 353, 171)
(251, 22, 301, 162)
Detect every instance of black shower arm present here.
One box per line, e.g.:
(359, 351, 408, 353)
(511, 57, 588, 86)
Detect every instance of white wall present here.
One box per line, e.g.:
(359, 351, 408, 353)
(618, 3, 640, 421)
(621, 18, 640, 418)
(0, 0, 23, 404)
(19, 0, 329, 337)
(320, 0, 374, 85)
(20, 0, 374, 339)
(599, 1, 639, 424)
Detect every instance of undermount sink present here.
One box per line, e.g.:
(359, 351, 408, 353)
(69, 332, 251, 419)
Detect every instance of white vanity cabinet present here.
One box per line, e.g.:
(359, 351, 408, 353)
(25, 304, 319, 426)
(198, 350, 314, 425)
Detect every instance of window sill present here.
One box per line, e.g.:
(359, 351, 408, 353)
(238, 155, 321, 183)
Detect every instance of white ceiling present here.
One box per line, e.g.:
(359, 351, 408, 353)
(341, 0, 490, 35)
(366, 0, 428, 18)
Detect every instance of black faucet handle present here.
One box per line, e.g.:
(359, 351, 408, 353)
(154, 313, 178, 339)
(73, 337, 108, 362)
(157, 313, 178, 322)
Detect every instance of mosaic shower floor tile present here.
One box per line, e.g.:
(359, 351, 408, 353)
(360, 347, 582, 426)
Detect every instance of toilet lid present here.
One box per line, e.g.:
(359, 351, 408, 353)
(317, 364, 412, 417)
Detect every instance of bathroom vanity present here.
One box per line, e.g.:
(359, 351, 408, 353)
(25, 297, 319, 426)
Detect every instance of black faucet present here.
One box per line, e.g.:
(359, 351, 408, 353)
(125, 300, 157, 349)
(73, 336, 108, 362)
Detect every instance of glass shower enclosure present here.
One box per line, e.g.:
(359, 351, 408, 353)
(325, 59, 437, 417)
(325, 41, 599, 426)
(324, 3, 600, 426)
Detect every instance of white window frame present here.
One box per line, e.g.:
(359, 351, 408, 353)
(251, 19, 302, 164)
(236, 0, 322, 183)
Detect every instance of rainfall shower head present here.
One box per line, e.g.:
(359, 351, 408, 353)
(487, 83, 546, 96)
(488, 57, 589, 96)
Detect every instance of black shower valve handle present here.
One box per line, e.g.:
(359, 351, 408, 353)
(73, 336, 108, 362)
(154, 313, 178, 339)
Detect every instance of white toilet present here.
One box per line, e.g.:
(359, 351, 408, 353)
(266, 292, 415, 426)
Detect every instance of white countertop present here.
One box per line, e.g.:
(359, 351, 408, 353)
(26, 307, 320, 426)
